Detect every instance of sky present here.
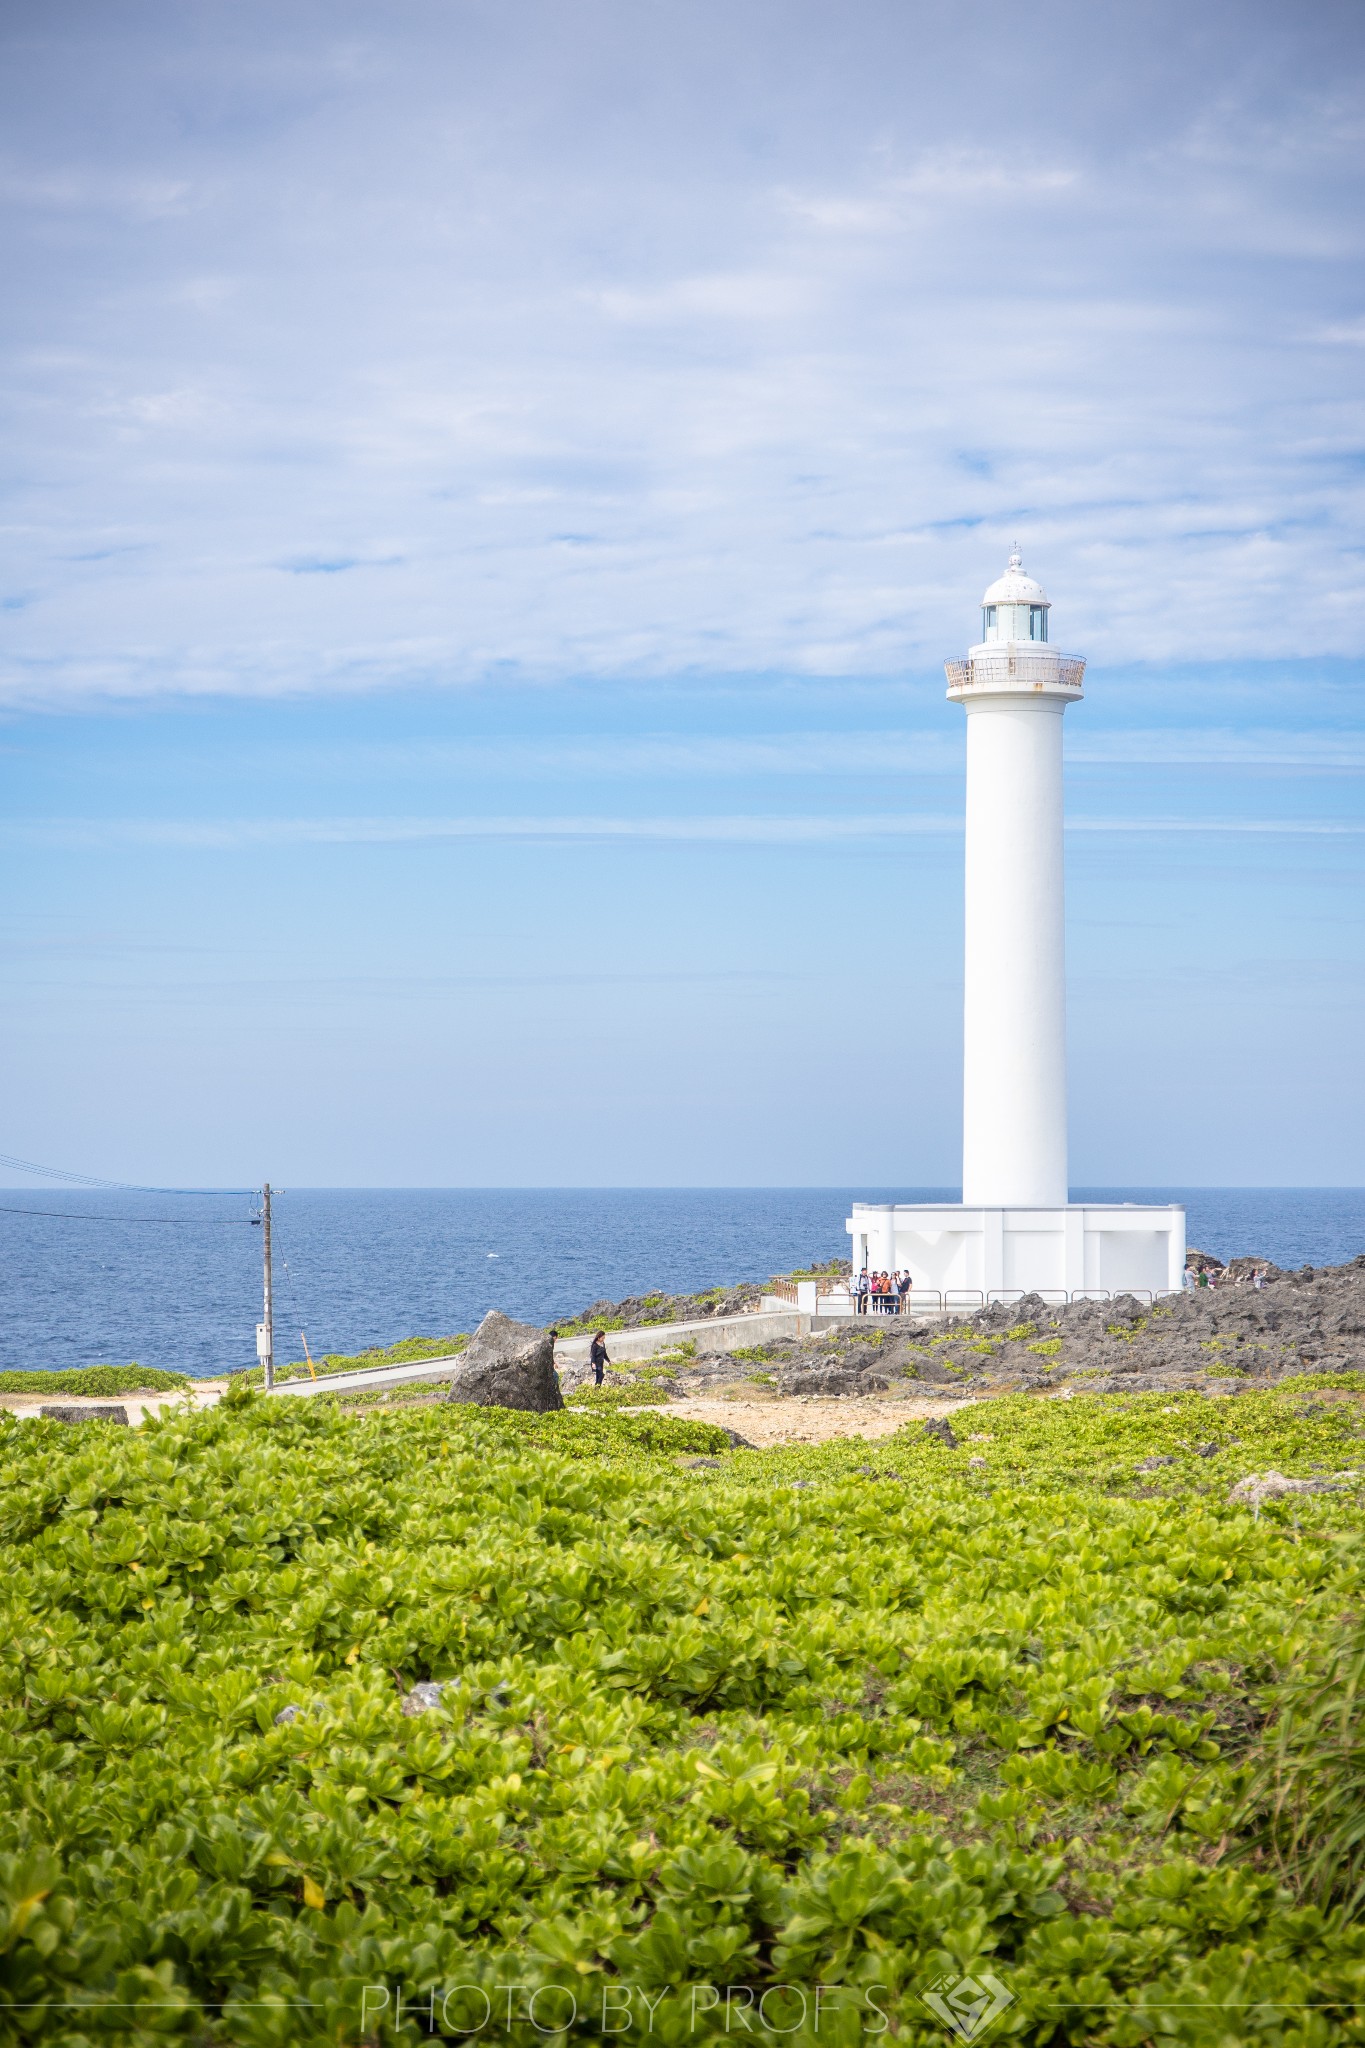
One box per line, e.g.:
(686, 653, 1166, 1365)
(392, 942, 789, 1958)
(2, 0, 1363, 1189)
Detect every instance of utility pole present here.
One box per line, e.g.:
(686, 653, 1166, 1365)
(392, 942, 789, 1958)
(260, 1182, 275, 1391)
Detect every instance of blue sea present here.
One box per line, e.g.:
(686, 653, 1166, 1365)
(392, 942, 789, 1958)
(1, 1186, 1362, 1380)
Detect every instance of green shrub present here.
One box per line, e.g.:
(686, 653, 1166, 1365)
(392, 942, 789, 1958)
(567, 1384, 671, 1409)
(0, 1391, 1359, 2039)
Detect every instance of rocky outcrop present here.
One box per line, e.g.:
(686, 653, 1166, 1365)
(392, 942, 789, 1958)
(40, 1403, 129, 1426)
(784, 1368, 889, 1396)
(551, 1261, 850, 1336)
(402, 1681, 447, 1716)
(587, 1250, 1365, 1405)
(1228, 1468, 1360, 1506)
(444, 1312, 563, 1413)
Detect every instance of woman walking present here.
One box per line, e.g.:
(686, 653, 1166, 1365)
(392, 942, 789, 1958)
(589, 1331, 610, 1386)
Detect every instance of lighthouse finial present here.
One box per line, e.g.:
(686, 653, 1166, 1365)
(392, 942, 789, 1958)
(1008, 541, 1023, 571)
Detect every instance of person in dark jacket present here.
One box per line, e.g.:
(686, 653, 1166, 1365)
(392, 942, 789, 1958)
(589, 1331, 610, 1386)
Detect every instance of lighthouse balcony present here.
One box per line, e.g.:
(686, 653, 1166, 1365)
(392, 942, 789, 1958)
(945, 648, 1085, 700)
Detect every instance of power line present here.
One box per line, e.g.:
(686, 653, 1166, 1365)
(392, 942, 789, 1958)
(0, 1203, 255, 1226)
(0, 1148, 253, 1196)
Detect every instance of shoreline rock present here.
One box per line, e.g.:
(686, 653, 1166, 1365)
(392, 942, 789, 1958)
(444, 1312, 563, 1413)
(560, 1250, 1365, 1406)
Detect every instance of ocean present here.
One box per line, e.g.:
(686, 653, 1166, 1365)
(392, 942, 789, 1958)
(1, 1185, 1362, 1380)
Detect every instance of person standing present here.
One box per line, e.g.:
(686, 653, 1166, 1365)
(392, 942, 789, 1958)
(589, 1331, 610, 1386)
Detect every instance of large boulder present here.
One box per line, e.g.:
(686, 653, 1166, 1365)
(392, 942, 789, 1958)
(41, 1403, 129, 1426)
(443, 1312, 563, 1413)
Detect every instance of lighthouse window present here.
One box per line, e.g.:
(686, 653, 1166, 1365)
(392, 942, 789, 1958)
(1029, 605, 1047, 642)
(982, 605, 996, 636)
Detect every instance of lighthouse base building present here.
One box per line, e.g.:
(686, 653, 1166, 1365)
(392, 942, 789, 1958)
(844, 549, 1183, 1309)
(845, 1199, 1185, 1307)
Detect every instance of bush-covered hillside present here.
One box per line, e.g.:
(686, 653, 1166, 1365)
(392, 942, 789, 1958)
(0, 1389, 1362, 2043)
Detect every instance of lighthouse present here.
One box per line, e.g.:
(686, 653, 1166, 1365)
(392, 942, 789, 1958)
(845, 550, 1185, 1306)
(952, 546, 1077, 1209)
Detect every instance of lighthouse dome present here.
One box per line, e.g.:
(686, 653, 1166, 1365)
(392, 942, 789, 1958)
(980, 545, 1050, 644)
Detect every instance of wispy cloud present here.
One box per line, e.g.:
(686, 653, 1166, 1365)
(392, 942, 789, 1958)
(2, 813, 961, 850)
(286, 727, 1365, 780)
(8, 811, 1363, 852)
(1068, 730, 1365, 770)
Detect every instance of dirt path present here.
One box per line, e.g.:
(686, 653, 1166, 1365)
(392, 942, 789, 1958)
(0, 1384, 228, 1425)
(651, 1390, 978, 1446)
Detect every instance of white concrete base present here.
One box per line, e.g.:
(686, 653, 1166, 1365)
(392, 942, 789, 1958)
(846, 1201, 1186, 1304)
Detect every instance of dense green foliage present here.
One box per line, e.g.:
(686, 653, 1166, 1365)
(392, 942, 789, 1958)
(0, 1389, 1362, 2044)
(566, 1373, 679, 1409)
(0, 1366, 189, 1397)
(1252, 1606, 1365, 1916)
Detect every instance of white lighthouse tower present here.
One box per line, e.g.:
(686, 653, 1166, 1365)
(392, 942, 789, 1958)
(956, 546, 1074, 1209)
(846, 549, 1185, 1306)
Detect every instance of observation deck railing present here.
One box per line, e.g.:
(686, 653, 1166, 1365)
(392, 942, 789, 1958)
(945, 652, 1085, 695)
(822, 1285, 1176, 1317)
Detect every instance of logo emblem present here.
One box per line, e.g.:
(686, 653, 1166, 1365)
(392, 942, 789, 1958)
(918, 1972, 1014, 2041)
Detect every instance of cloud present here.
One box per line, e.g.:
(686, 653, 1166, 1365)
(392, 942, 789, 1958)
(7, 810, 1362, 853)
(1314, 318, 1365, 345)
(0, 2, 1363, 703)
(1, 812, 961, 850)
(1068, 730, 1365, 770)
(270, 725, 1365, 781)
(590, 273, 813, 324)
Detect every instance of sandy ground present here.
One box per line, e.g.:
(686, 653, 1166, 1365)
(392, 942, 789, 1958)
(1, 1384, 977, 1442)
(2, 1376, 989, 1444)
(0, 1384, 228, 1425)
(649, 1390, 978, 1446)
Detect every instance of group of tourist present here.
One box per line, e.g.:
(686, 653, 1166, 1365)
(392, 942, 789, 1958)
(852, 1269, 913, 1314)
(1184, 1263, 1268, 1291)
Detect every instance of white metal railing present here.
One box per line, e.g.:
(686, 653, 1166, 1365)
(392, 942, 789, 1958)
(830, 1284, 1176, 1318)
(945, 653, 1085, 694)
(789, 1286, 1186, 1318)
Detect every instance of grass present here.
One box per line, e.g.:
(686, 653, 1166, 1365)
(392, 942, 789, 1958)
(547, 1313, 627, 1337)
(0, 1365, 190, 1396)
(238, 1332, 470, 1387)
(1249, 1603, 1365, 1916)
(566, 1362, 684, 1408)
